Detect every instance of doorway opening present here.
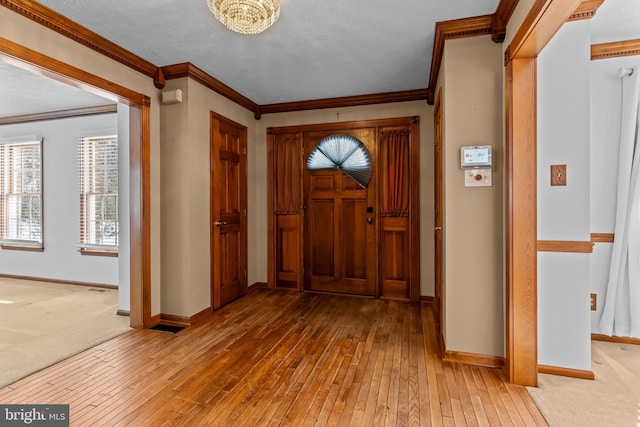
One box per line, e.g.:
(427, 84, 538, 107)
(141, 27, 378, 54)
(0, 39, 151, 328)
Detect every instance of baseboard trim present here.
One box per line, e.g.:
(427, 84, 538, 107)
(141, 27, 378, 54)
(117, 309, 130, 317)
(592, 333, 640, 345)
(0, 273, 117, 289)
(249, 282, 268, 291)
(420, 295, 435, 304)
(150, 314, 161, 327)
(160, 307, 211, 327)
(538, 364, 595, 380)
(443, 350, 505, 369)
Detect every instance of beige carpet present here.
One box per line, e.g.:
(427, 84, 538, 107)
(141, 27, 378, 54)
(527, 340, 640, 427)
(0, 277, 131, 387)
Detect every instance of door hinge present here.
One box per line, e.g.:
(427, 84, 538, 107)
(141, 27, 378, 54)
(244, 208, 247, 216)
(243, 147, 247, 155)
(244, 269, 247, 278)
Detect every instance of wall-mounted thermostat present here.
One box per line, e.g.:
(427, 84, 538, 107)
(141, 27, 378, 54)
(461, 146, 492, 187)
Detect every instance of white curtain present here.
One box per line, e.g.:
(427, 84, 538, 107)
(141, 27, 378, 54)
(600, 66, 640, 338)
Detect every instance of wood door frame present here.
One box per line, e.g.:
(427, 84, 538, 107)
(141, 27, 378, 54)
(209, 111, 248, 310)
(0, 38, 151, 328)
(433, 88, 444, 350)
(504, 0, 582, 386)
(267, 116, 420, 301)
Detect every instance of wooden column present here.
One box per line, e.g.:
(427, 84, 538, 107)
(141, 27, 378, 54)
(505, 57, 538, 386)
(504, 0, 583, 386)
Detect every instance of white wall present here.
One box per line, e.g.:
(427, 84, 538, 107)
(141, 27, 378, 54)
(537, 20, 591, 371)
(590, 54, 640, 333)
(0, 113, 120, 286)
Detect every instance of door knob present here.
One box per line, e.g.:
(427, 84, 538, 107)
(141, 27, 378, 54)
(214, 221, 228, 226)
(367, 217, 374, 224)
(434, 226, 442, 231)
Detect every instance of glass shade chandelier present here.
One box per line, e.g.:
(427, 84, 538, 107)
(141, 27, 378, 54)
(207, 0, 280, 35)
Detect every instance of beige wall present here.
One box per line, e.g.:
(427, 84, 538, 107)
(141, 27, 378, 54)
(504, 0, 536, 47)
(441, 35, 504, 357)
(159, 78, 256, 316)
(161, 97, 436, 315)
(0, 3, 436, 317)
(255, 101, 435, 296)
(0, 6, 163, 315)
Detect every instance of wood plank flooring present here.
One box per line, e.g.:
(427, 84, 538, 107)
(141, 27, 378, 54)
(0, 289, 548, 426)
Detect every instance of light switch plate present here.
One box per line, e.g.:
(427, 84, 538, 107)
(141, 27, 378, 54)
(551, 164, 566, 186)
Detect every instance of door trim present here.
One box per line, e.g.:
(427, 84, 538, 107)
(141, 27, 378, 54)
(267, 116, 420, 301)
(434, 88, 444, 348)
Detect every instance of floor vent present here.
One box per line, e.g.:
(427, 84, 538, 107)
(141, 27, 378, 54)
(149, 324, 185, 334)
(87, 288, 107, 292)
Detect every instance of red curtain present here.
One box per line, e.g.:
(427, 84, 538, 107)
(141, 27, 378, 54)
(274, 136, 300, 214)
(381, 130, 410, 217)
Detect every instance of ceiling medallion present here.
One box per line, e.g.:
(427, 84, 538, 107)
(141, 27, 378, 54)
(207, 0, 280, 35)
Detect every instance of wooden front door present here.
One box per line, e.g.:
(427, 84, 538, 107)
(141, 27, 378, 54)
(434, 89, 444, 334)
(303, 129, 377, 296)
(210, 112, 247, 309)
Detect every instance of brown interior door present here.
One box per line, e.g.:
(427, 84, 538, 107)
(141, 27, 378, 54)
(211, 112, 247, 309)
(434, 90, 444, 332)
(303, 129, 377, 296)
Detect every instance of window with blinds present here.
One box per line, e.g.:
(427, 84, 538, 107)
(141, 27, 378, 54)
(0, 139, 43, 248)
(78, 135, 118, 253)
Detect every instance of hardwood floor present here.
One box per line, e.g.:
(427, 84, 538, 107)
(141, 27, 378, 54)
(0, 289, 547, 426)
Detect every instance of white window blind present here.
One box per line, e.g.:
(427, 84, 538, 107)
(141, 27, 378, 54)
(0, 139, 43, 246)
(78, 135, 118, 250)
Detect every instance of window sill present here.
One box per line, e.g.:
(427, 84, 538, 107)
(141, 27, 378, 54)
(79, 248, 119, 257)
(0, 244, 44, 252)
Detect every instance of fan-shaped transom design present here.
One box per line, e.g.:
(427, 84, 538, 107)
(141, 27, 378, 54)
(306, 134, 372, 188)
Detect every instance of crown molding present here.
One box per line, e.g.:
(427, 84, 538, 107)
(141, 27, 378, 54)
(162, 61, 428, 117)
(492, 0, 520, 43)
(161, 62, 260, 118)
(258, 89, 429, 115)
(591, 39, 640, 60)
(427, 14, 494, 104)
(0, 104, 116, 125)
(0, 1, 481, 116)
(0, 0, 163, 87)
(568, 0, 604, 21)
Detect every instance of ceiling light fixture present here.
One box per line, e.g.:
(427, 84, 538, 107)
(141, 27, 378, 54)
(207, 0, 280, 35)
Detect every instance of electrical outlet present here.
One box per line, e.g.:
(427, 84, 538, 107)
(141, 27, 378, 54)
(590, 293, 597, 311)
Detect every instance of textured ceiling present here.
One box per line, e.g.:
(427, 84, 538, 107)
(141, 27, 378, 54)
(0, 62, 113, 118)
(36, 0, 499, 105)
(0, 0, 638, 119)
(590, 0, 640, 45)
